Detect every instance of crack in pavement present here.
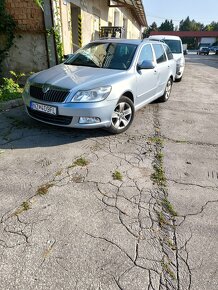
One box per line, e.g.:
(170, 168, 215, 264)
(161, 135, 218, 148)
(0, 106, 201, 289)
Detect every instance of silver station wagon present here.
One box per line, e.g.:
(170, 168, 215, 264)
(23, 39, 176, 134)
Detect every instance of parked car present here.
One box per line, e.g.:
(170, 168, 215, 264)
(197, 47, 210, 55)
(23, 39, 176, 134)
(149, 35, 185, 82)
(210, 46, 218, 54)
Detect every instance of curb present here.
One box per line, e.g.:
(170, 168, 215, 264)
(0, 98, 23, 112)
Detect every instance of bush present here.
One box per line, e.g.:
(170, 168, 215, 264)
(0, 71, 24, 102)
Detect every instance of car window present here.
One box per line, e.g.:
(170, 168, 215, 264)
(164, 45, 173, 60)
(138, 44, 154, 65)
(153, 44, 167, 64)
(65, 42, 137, 70)
(163, 40, 182, 54)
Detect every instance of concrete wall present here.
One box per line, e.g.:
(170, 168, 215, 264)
(2, 0, 48, 76)
(2, 33, 48, 74)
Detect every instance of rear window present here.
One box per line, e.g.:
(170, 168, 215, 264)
(163, 39, 182, 54)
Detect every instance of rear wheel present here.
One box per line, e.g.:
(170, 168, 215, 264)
(107, 96, 135, 134)
(159, 78, 173, 102)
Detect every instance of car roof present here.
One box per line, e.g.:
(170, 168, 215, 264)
(92, 38, 164, 46)
(149, 35, 182, 41)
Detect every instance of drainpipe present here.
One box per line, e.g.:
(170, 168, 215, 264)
(43, 0, 58, 67)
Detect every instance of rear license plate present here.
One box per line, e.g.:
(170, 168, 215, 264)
(30, 102, 57, 115)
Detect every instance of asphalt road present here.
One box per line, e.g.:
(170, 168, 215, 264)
(0, 53, 217, 290)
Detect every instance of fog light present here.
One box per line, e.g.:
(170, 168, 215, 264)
(79, 117, 101, 124)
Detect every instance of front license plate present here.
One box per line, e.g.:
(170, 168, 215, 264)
(30, 102, 57, 115)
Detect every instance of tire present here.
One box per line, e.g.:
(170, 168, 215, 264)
(107, 96, 135, 134)
(159, 78, 173, 102)
(175, 76, 182, 82)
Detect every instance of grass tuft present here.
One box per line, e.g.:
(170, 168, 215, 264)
(37, 183, 54, 196)
(14, 201, 31, 215)
(68, 157, 89, 168)
(161, 260, 176, 280)
(151, 164, 166, 187)
(162, 197, 177, 216)
(157, 211, 167, 227)
(112, 170, 123, 181)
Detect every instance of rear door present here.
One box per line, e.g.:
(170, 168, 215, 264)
(152, 44, 169, 93)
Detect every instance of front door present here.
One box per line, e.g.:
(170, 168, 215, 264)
(136, 44, 158, 107)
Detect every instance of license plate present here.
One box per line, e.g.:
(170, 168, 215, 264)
(30, 102, 57, 115)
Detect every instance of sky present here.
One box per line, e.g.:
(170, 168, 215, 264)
(142, 0, 218, 27)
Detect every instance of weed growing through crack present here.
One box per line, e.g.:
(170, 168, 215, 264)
(167, 239, 177, 250)
(37, 183, 54, 196)
(68, 157, 89, 168)
(162, 197, 177, 217)
(112, 170, 123, 181)
(151, 164, 166, 187)
(147, 136, 164, 146)
(14, 201, 31, 215)
(161, 260, 176, 280)
(157, 211, 167, 227)
(150, 137, 167, 187)
(55, 170, 62, 177)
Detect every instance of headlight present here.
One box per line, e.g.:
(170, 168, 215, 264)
(71, 86, 111, 103)
(24, 80, 30, 94)
(176, 58, 184, 67)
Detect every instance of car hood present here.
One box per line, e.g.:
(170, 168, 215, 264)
(30, 64, 126, 90)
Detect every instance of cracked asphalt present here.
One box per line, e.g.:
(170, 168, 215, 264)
(0, 52, 218, 290)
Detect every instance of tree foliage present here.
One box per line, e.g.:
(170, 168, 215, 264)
(179, 17, 204, 31)
(143, 22, 158, 37)
(159, 20, 174, 31)
(144, 16, 218, 37)
(0, 0, 16, 65)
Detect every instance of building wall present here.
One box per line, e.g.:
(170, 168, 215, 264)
(61, 0, 109, 54)
(108, 6, 142, 39)
(200, 37, 216, 45)
(2, 0, 48, 75)
(1, 0, 144, 75)
(62, 0, 142, 54)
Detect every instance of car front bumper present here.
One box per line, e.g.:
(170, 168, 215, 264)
(23, 92, 117, 129)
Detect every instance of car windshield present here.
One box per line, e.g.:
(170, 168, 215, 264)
(64, 42, 137, 70)
(163, 40, 182, 54)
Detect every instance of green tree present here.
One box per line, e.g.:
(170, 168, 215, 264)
(205, 21, 218, 31)
(179, 16, 204, 31)
(158, 20, 174, 31)
(143, 22, 158, 38)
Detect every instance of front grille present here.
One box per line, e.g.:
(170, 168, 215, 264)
(30, 85, 69, 103)
(27, 107, 72, 125)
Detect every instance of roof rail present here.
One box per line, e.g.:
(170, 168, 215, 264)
(148, 38, 165, 43)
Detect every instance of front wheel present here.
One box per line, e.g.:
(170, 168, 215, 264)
(158, 78, 173, 102)
(107, 96, 135, 134)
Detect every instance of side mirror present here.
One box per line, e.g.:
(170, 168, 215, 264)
(137, 60, 155, 70)
(64, 54, 74, 61)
